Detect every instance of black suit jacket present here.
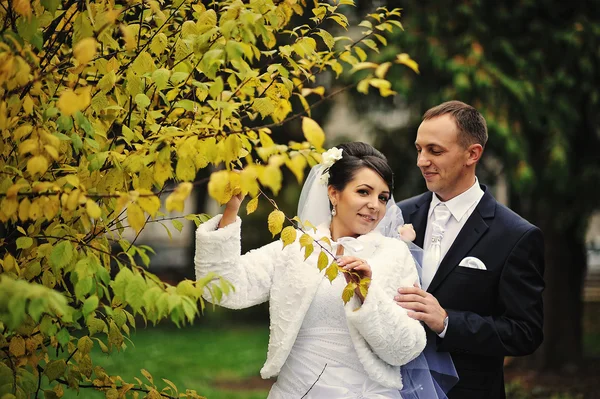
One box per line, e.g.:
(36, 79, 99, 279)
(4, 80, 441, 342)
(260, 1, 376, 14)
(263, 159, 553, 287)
(397, 186, 545, 399)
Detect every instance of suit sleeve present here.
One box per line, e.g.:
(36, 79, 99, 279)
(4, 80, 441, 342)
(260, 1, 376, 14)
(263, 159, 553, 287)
(437, 226, 545, 356)
(345, 241, 427, 366)
(194, 214, 284, 309)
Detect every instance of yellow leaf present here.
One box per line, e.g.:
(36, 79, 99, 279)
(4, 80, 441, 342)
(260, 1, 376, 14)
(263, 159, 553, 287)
(208, 170, 232, 205)
(66, 189, 81, 211)
(19, 139, 38, 156)
(7, 183, 28, 199)
(153, 160, 172, 188)
(86, 199, 101, 219)
(280, 226, 297, 248)
(240, 166, 259, 198)
(303, 243, 314, 260)
(375, 62, 392, 79)
(395, 53, 420, 74)
(137, 194, 160, 218)
(9, 335, 25, 357)
(14, 124, 33, 141)
(43, 195, 60, 220)
(175, 157, 196, 181)
(74, 37, 98, 65)
(286, 154, 307, 183)
(317, 251, 328, 271)
(57, 90, 80, 116)
(0, 198, 17, 219)
(302, 117, 325, 149)
(12, 0, 31, 17)
(44, 144, 59, 161)
(3, 253, 16, 272)
(267, 210, 285, 237)
(127, 202, 146, 233)
(27, 155, 49, 176)
(359, 277, 371, 298)
(120, 24, 136, 51)
(28, 198, 41, 220)
(246, 196, 258, 215)
(299, 233, 313, 248)
(342, 281, 357, 304)
(18, 197, 31, 221)
(325, 262, 338, 282)
(23, 95, 34, 115)
(166, 182, 193, 212)
(258, 165, 282, 195)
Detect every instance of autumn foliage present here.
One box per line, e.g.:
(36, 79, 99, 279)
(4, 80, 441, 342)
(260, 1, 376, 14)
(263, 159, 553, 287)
(0, 0, 414, 397)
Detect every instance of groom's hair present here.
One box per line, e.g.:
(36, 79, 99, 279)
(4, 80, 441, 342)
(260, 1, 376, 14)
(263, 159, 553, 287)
(328, 142, 394, 193)
(423, 101, 488, 149)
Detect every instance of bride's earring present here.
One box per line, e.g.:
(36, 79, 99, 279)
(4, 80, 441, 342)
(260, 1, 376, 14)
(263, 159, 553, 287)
(331, 204, 337, 217)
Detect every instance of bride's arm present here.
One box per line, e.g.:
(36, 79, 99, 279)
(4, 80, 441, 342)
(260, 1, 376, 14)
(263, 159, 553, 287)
(345, 240, 426, 366)
(194, 205, 285, 309)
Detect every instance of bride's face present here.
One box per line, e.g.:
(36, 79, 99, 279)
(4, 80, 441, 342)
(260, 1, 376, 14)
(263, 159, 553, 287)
(328, 167, 390, 239)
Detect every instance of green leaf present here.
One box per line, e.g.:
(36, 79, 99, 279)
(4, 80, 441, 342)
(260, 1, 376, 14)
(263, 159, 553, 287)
(77, 336, 94, 354)
(56, 328, 70, 345)
(108, 321, 124, 350)
(82, 295, 99, 317)
(44, 359, 66, 382)
(172, 219, 183, 232)
(41, 0, 60, 13)
(16, 16, 40, 44)
(135, 93, 151, 108)
(152, 68, 170, 90)
(125, 273, 146, 312)
(87, 317, 106, 335)
(111, 267, 133, 300)
(16, 237, 33, 249)
(49, 241, 74, 271)
(75, 277, 93, 298)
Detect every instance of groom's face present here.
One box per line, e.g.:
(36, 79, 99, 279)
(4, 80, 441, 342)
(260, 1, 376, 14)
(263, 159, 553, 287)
(415, 114, 472, 201)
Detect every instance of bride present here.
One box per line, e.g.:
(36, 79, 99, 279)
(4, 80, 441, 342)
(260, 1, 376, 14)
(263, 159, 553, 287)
(194, 142, 454, 398)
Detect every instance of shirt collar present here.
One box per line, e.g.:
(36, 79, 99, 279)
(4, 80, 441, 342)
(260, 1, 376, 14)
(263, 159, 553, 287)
(429, 178, 484, 222)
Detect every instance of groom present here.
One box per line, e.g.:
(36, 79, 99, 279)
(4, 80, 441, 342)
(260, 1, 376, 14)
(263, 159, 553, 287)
(395, 101, 545, 399)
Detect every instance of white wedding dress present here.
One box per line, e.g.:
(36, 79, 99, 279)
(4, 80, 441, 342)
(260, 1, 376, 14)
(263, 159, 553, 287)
(268, 271, 403, 399)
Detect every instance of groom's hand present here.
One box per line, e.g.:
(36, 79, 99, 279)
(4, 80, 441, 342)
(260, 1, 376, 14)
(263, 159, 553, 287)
(395, 285, 447, 334)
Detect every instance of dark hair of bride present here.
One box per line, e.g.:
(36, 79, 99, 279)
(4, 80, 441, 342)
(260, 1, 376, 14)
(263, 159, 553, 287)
(327, 142, 394, 193)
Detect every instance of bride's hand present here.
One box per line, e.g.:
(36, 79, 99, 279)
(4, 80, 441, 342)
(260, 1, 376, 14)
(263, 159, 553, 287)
(219, 191, 245, 228)
(337, 256, 372, 279)
(337, 256, 371, 302)
(225, 191, 245, 212)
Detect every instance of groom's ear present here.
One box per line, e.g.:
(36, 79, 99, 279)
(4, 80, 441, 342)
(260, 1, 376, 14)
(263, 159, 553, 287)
(466, 143, 483, 166)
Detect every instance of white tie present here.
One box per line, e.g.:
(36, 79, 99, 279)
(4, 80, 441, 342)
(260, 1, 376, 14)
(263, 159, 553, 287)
(421, 203, 452, 290)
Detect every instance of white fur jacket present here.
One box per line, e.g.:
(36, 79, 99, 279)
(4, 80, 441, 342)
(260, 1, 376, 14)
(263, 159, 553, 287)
(194, 215, 426, 389)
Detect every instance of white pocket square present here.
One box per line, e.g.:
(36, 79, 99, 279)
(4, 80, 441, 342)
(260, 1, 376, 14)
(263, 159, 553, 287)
(458, 256, 487, 270)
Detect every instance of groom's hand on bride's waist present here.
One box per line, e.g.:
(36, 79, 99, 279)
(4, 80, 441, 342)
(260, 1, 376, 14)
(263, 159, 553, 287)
(394, 285, 448, 335)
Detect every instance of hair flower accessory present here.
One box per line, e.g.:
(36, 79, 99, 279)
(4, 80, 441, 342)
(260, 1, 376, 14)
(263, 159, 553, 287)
(321, 147, 343, 168)
(318, 171, 330, 185)
(318, 147, 343, 185)
(398, 223, 416, 242)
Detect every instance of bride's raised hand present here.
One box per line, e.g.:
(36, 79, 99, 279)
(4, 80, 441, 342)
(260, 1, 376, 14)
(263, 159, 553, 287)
(219, 189, 245, 228)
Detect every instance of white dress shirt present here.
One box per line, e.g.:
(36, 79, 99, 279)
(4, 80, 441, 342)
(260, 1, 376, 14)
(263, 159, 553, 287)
(423, 178, 484, 337)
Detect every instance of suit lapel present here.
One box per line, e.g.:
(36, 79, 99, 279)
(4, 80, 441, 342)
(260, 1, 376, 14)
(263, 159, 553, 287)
(404, 192, 432, 248)
(427, 188, 496, 294)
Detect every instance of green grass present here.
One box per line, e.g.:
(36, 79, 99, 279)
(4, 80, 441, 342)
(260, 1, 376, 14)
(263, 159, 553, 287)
(62, 324, 271, 399)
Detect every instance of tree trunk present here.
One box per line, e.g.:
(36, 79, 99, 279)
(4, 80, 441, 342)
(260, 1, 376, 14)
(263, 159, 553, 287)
(521, 205, 586, 370)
